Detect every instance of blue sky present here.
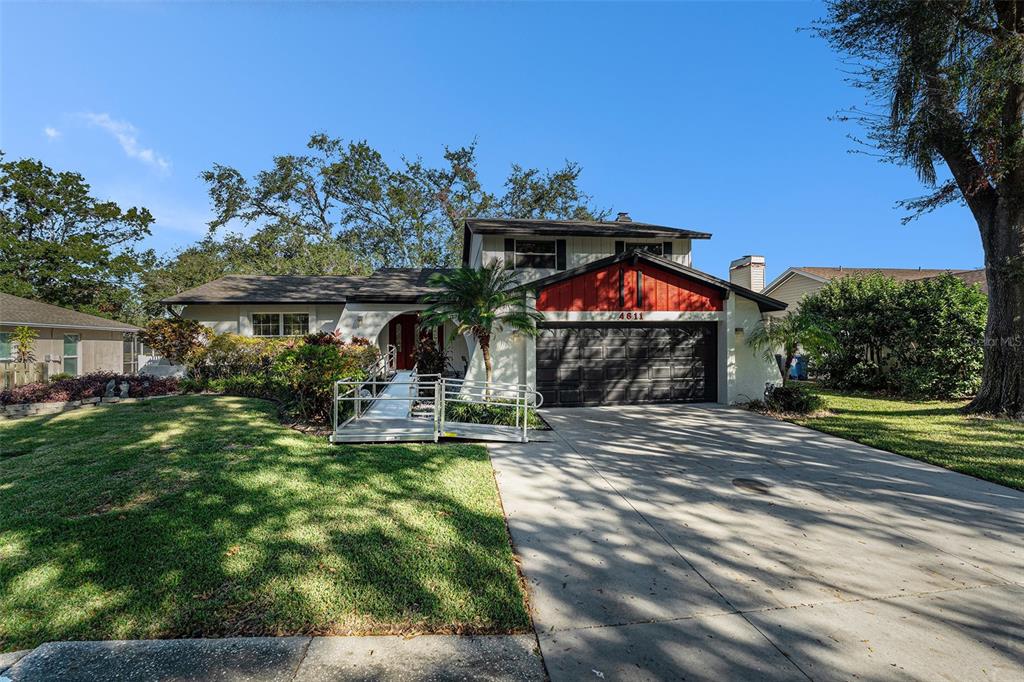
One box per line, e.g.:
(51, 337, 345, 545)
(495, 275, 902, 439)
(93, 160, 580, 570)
(1, 1, 984, 283)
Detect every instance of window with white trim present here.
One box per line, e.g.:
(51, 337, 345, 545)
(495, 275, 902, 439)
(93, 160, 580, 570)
(0, 332, 10, 361)
(251, 313, 309, 337)
(513, 239, 557, 269)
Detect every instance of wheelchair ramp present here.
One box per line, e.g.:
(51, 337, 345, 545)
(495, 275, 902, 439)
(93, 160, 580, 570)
(330, 373, 542, 445)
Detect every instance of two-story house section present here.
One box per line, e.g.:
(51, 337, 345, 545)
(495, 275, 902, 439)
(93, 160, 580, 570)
(163, 214, 786, 406)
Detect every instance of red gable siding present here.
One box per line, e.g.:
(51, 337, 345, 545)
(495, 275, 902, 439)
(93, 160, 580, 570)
(536, 261, 723, 312)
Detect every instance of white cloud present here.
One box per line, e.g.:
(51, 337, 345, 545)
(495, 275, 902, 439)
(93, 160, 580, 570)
(43, 126, 61, 140)
(81, 112, 170, 173)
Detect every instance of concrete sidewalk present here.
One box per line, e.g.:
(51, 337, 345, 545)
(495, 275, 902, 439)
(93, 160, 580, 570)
(0, 635, 544, 682)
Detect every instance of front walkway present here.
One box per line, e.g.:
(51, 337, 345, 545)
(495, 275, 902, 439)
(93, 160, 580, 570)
(489, 404, 1024, 680)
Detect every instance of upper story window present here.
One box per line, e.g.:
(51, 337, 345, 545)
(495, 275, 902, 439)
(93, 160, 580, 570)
(514, 239, 556, 269)
(505, 238, 566, 270)
(616, 240, 673, 258)
(624, 242, 663, 256)
(252, 312, 309, 337)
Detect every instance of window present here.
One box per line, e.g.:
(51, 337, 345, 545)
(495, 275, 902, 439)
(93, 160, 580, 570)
(63, 334, 80, 375)
(0, 332, 10, 361)
(514, 239, 557, 269)
(624, 242, 663, 256)
(282, 313, 309, 336)
(251, 313, 309, 336)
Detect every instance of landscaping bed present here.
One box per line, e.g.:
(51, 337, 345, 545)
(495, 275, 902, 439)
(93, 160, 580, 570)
(790, 387, 1024, 491)
(0, 395, 530, 652)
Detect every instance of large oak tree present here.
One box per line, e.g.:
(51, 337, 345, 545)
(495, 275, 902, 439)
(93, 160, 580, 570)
(817, 0, 1024, 416)
(147, 136, 606, 309)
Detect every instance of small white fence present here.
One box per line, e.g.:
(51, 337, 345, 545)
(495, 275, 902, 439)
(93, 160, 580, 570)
(331, 367, 543, 444)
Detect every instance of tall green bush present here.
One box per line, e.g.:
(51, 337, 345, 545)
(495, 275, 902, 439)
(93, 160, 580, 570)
(801, 274, 987, 398)
(271, 341, 378, 424)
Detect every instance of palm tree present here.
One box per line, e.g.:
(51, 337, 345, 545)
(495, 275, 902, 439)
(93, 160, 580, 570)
(422, 265, 543, 385)
(747, 311, 834, 386)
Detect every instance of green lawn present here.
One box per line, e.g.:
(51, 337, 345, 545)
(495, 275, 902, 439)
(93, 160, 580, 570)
(0, 396, 529, 652)
(792, 387, 1024, 491)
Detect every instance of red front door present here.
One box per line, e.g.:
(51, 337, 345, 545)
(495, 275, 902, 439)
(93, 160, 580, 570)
(388, 314, 419, 370)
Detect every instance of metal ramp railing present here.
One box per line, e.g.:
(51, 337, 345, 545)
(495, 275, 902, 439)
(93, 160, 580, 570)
(329, 371, 543, 444)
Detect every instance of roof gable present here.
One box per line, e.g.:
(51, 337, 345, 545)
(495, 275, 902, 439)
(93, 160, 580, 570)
(523, 250, 786, 313)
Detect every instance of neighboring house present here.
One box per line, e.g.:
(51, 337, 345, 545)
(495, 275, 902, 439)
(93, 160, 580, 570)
(164, 214, 787, 406)
(758, 265, 987, 314)
(0, 292, 140, 376)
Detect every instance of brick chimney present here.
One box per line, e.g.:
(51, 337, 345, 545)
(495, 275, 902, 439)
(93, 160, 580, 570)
(615, 212, 632, 222)
(729, 255, 766, 292)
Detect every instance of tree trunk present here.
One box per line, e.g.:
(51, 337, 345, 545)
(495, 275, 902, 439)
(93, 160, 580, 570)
(479, 333, 493, 386)
(782, 353, 794, 387)
(965, 204, 1024, 417)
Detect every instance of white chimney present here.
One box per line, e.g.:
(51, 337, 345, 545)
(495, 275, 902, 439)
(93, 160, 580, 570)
(729, 255, 766, 292)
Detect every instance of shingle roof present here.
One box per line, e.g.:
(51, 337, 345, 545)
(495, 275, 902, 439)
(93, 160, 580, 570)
(161, 275, 369, 304)
(346, 268, 453, 303)
(796, 267, 964, 282)
(0, 292, 139, 331)
(464, 217, 712, 240)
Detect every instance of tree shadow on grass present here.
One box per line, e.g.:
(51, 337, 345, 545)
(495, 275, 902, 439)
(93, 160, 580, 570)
(0, 396, 530, 652)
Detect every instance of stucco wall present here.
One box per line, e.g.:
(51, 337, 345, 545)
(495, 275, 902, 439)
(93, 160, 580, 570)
(181, 304, 342, 335)
(731, 297, 782, 403)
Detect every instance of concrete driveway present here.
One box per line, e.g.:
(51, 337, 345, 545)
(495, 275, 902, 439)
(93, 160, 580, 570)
(489, 404, 1024, 681)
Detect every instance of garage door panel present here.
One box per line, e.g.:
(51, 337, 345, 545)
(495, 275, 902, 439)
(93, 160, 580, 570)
(537, 323, 717, 407)
(649, 365, 673, 380)
(650, 382, 674, 400)
(557, 364, 581, 382)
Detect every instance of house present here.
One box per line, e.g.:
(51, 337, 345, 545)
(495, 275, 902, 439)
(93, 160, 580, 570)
(758, 264, 987, 314)
(163, 214, 787, 406)
(0, 292, 141, 377)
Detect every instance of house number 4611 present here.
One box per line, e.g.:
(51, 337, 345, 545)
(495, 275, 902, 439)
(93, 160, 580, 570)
(617, 312, 644, 320)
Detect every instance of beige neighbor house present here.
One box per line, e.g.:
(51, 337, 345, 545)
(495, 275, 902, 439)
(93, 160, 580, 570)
(0, 292, 141, 382)
(165, 215, 788, 406)
(748, 263, 989, 315)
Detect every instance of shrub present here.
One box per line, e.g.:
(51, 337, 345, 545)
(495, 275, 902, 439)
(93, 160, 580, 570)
(445, 400, 546, 429)
(0, 372, 179, 405)
(801, 273, 987, 399)
(190, 334, 292, 380)
(412, 334, 451, 376)
(141, 318, 211, 365)
(271, 342, 378, 424)
(47, 372, 75, 383)
(760, 384, 824, 415)
(11, 326, 38, 364)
